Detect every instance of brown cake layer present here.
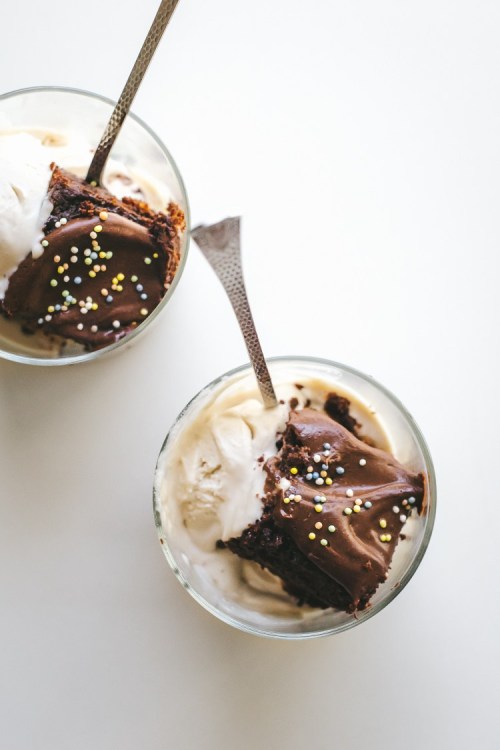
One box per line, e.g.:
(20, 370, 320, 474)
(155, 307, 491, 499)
(224, 396, 425, 612)
(1, 166, 185, 350)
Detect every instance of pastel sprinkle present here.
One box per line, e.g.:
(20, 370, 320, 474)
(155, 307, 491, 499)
(50, 279, 57, 287)
(94, 225, 103, 232)
(112, 320, 120, 329)
(131, 275, 138, 283)
(344, 507, 353, 516)
(106, 295, 113, 303)
(315, 478, 324, 485)
(283, 497, 291, 504)
(336, 467, 345, 475)
(325, 478, 333, 485)
(91, 325, 98, 333)
(313, 454, 321, 463)
(314, 522, 323, 530)
(140, 308, 148, 316)
(90, 231, 97, 239)
(359, 458, 367, 466)
(314, 504, 323, 513)
(144, 257, 152, 265)
(379, 519, 387, 529)
(354, 498, 363, 506)
(74, 277, 82, 285)
(353, 505, 361, 513)
(290, 467, 298, 475)
(392, 506, 400, 513)
(77, 323, 84, 331)
(408, 496, 416, 505)
(328, 525, 336, 533)
(305, 474, 312, 480)
(41, 239, 49, 247)
(308, 533, 316, 541)
(320, 539, 328, 546)
(400, 514, 407, 523)
(323, 443, 331, 450)
(364, 501, 372, 509)
(346, 489, 354, 498)
(99, 211, 108, 221)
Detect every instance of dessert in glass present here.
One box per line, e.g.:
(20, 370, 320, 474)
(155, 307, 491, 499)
(0, 86, 189, 365)
(154, 356, 436, 639)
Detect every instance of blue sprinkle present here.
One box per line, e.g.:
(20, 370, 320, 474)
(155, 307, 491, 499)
(140, 293, 148, 300)
(74, 276, 82, 285)
(305, 473, 312, 480)
(106, 295, 113, 303)
(323, 443, 331, 450)
(312, 472, 319, 480)
(336, 467, 345, 475)
(90, 252, 98, 260)
(364, 501, 372, 509)
(55, 304, 61, 311)
(136, 284, 143, 292)
(408, 496, 416, 505)
(322, 464, 328, 470)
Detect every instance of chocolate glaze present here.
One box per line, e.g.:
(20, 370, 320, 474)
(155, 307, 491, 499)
(225, 402, 425, 612)
(1, 167, 184, 350)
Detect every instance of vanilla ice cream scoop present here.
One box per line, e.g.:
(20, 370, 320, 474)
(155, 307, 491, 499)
(0, 133, 52, 295)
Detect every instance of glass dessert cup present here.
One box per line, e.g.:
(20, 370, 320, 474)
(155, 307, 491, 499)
(0, 86, 190, 365)
(153, 356, 436, 639)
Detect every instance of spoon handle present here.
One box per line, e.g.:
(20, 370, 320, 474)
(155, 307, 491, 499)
(86, 0, 180, 185)
(192, 218, 278, 409)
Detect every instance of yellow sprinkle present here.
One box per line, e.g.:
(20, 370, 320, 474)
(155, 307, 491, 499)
(308, 532, 316, 541)
(380, 534, 387, 542)
(283, 497, 290, 504)
(91, 303, 98, 311)
(47, 306, 55, 313)
(116, 285, 123, 292)
(294, 494, 302, 502)
(153, 253, 159, 258)
(314, 522, 323, 530)
(140, 308, 148, 316)
(117, 273, 125, 282)
(325, 477, 333, 485)
(99, 251, 106, 259)
(57, 266, 64, 274)
(99, 211, 108, 221)
(89, 271, 96, 278)
(94, 225, 103, 232)
(314, 504, 323, 513)
(112, 277, 118, 285)
(290, 467, 298, 475)
(353, 505, 361, 513)
(320, 470, 327, 478)
(379, 519, 387, 529)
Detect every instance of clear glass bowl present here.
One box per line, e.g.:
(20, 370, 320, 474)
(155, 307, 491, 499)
(0, 86, 190, 365)
(153, 356, 436, 639)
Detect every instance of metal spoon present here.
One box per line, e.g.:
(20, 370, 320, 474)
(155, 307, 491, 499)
(191, 217, 278, 409)
(86, 0, 180, 185)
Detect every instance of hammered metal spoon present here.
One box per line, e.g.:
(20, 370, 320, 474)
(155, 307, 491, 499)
(191, 217, 278, 409)
(86, 0, 180, 185)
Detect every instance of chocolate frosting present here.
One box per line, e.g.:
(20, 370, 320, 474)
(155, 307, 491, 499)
(266, 408, 424, 608)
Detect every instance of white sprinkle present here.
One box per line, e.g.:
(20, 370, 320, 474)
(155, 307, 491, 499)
(91, 325, 98, 333)
(392, 506, 400, 513)
(313, 453, 321, 463)
(60, 217, 67, 225)
(400, 514, 407, 523)
(279, 478, 291, 491)
(41, 239, 49, 247)
(55, 221, 61, 228)
(77, 323, 84, 331)
(315, 478, 324, 485)
(37, 318, 43, 325)
(63, 275, 69, 282)
(323, 450, 331, 457)
(346, 489, 354, 498)
(359, 458, 367, 466)
(44, 314, 52, 322)
(112, 320, 120, 329)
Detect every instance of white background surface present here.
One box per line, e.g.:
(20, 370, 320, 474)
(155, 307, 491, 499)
(1, 1, 499, 748)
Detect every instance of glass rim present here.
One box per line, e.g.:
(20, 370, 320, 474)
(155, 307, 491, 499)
(0, 85, 191, 366)
(153, 355, 437, 639)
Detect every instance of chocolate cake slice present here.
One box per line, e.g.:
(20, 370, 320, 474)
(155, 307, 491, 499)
(1, 166, 185, 350)
(224, 401, 425, 612)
